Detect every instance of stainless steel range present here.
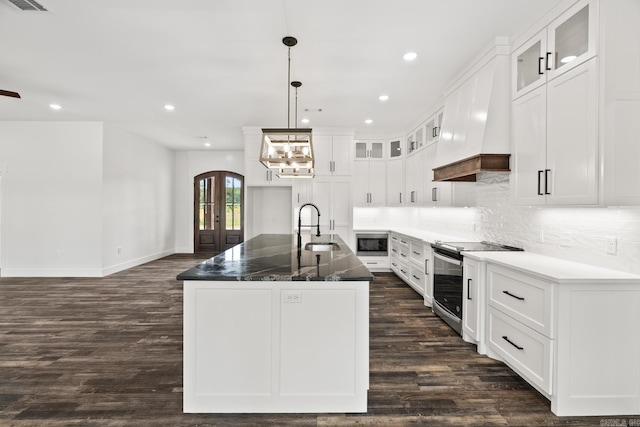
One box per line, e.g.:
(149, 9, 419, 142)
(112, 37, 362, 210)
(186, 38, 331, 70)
(431, 241, 523, 335)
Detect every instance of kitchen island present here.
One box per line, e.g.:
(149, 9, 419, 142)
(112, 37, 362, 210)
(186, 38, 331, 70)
(177, 234, 373, 413)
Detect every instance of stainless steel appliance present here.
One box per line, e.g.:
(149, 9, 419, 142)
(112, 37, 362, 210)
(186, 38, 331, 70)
(431, 241, 523, 335)
(355, 233, 388, 256)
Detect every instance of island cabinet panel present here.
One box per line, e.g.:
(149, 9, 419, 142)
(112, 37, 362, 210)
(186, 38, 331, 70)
(183, 280, 369, 413)
(193, 288, 273, 395)
(280, 289, 357, 395)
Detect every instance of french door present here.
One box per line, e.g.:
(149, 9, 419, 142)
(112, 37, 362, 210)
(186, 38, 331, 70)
(194, 171, 244, 253)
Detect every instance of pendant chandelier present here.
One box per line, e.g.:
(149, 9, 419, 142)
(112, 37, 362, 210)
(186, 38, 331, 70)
(260, 36, 314, 178)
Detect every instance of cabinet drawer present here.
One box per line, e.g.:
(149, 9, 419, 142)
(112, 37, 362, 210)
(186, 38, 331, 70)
(360, 257, 390, 270)
(487, 264, 554, 337)
(399, 245, 410, 262)
(390, 255, 401, 274)
(487, 307, 552, 395)
(409, 265, 426, 296)
(409, 240, 425, 264)
(396, 261, 410, 282)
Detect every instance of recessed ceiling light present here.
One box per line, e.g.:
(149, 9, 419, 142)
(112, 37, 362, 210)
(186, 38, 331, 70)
(379, 95, 389, 101)
(49, 104, 61, 110)
(164, 104, 175, 111)
(365, 119, 373, 124)
(301, 118, 310, 124)
(403, 52, 417, 61)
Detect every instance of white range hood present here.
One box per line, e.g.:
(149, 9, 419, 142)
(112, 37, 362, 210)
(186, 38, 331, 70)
(434, 38, 511, 182)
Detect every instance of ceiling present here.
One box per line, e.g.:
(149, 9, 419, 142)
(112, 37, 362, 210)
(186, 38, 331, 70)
(0, 0, 562, 151)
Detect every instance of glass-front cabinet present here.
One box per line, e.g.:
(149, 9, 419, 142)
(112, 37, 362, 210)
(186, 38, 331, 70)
(355, 141, 384, 160)
(425, 108, 444, 145)
(389, 139, 402, 158)
(512, 0, 596, 99)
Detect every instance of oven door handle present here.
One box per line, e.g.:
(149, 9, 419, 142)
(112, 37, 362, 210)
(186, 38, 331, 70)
(433, 251, 463, 266)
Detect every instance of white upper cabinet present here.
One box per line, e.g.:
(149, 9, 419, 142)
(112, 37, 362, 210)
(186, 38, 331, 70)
(353, 140, 386, 206)
(354, 141, 384, 160)
(513, 56, 598, 205)
(313, 135, 353, 176)
(425, 109, 444, 146)
(512, 0, 597, 99)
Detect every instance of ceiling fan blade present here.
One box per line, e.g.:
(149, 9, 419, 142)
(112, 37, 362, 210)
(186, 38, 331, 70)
(0, 90, 21, 99)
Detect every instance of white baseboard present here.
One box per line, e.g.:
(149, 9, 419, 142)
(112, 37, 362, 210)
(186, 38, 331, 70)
(101, 248, 176, 276)
(1, 267, 103, 277)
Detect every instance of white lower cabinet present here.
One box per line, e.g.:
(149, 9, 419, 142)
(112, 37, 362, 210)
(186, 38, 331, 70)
(390, 232, 431, 302)
(483, 262, 640, 416)
(358, 256, 390, 271)
(462, 258, 483, 350)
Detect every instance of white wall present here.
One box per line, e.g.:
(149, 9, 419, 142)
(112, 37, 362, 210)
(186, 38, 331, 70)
(0, 122, 104, 276)
(174, 150, 244, 253)
(354, 173, 640, 275)
(102, 125, 176, 275)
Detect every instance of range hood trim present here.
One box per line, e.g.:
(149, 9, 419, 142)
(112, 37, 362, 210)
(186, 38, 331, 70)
(432, 153, 510, 182)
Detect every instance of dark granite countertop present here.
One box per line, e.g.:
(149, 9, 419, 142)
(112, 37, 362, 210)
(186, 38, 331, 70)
(177, 234, 375, 281)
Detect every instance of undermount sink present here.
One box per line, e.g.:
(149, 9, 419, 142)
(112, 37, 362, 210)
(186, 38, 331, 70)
(304, 242, 340, 252)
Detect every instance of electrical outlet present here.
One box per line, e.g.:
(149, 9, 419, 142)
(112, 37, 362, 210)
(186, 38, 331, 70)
(283, 291, 302, 303)
(606, 237, 617, 255)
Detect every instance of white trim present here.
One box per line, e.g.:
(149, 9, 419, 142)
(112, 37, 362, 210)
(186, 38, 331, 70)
(2, 268, 103, 277)
(101, 248, 176, 276)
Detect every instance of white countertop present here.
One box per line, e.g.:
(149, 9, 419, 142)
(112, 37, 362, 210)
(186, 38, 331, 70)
(463, 251, 640, 284)
(355, 227, 640, 284)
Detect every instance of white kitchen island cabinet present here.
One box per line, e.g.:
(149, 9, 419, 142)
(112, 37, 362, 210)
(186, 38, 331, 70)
(177, 234, 372, 413)
(466, 251, 640, 417)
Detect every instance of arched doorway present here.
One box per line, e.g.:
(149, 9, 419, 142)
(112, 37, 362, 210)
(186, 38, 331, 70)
(194, 171, 244, 253)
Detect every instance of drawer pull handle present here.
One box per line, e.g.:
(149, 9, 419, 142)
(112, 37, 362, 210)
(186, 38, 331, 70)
(392, 262, 397, 267)
(400, 269, 407, 274)
(502, 335, 524, 351)
(412, 275, 420, 280)
(392, 249, 398, 253)
(413, 251, 420, 255)
(400, 253, 407, 258)
(503, 290, 525, 301)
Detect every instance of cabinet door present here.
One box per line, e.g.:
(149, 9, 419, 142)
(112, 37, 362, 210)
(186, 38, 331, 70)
(313, 135, 333, 175)
(405, 151, 425, 205)
(331, 178, 352, 235)
(513, 86, 547, 206)
(512, 30, 548, 99)
(463, 259, 480, 341)
(425, 115, 438, 145)
(423, 246, 433, 306)
(386, 157, 404, 206)
(389, 139, 402, 158)
(369, 161, 386, 206)
(546, 58, 598, 205)
(331, 136, 352, 175)
(423, 144, 452, 206)
(352, 161, 370, 206)
(311, 178, 332, 231)
(546, 0, 597, 81)
(370, 141, 384, 159)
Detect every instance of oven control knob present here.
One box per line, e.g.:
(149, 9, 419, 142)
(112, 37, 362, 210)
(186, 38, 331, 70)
(456, 306, 460, 313)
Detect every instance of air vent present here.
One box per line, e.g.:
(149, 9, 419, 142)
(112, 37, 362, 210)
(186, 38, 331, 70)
(5, 0, 47, 11)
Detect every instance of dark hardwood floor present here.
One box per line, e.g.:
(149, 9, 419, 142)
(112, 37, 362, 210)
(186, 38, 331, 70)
(0, 255, 606, 426)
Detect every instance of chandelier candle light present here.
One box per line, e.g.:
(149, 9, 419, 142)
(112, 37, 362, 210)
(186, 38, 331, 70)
(260, 36, 314, 178)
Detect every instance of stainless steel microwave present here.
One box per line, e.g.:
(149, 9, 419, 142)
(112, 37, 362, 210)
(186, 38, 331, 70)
(355, 233, 388, 256)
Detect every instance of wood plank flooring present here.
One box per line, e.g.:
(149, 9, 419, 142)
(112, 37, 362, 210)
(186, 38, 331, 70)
(0, 255, 607, 426)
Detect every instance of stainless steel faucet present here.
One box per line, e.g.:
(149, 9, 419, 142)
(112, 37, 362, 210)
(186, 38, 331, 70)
(297, 203, 321, 251)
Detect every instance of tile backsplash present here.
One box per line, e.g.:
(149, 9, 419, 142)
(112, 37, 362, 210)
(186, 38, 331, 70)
(354, 172, 640, 275)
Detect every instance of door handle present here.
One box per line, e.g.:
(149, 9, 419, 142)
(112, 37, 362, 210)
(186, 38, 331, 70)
(424, 259, 429, 275)
(544, 169, 551, 195)
(545, 52, 552, 71)
(467, 279, 472, 300)
(538, 57, 544, 75)
(432, 187, 437, 202)
(537, 170, 543, 195)
(399, 193, 402, 204)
